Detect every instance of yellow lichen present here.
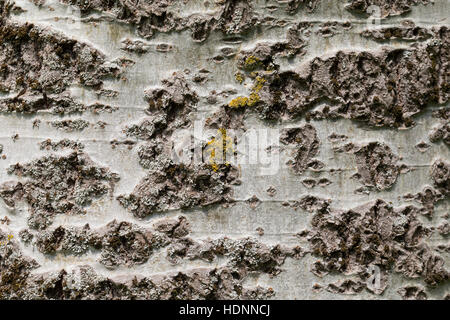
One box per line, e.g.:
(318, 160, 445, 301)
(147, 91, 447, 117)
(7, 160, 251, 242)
(235, 72, 244, 84)
(247, 92, 260, 106)
(206, 128, 234, 171)
(0, 234, 13, 246)
(244, 55, 260, 68)
(228, 96, 249, 108)
(227, 76, 265, 108)
(252, 76, 266, 93)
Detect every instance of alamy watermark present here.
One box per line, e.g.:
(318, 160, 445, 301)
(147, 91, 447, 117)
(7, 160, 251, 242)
(367, 265, 381, 291)
(367, 5, 382, 28)
(170, 120, 281, 176)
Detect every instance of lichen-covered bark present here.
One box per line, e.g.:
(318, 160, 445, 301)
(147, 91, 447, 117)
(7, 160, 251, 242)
(0, 0, 448, 300)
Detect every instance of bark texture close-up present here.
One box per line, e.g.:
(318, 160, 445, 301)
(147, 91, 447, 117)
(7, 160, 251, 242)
(0, 0, 448, 300)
